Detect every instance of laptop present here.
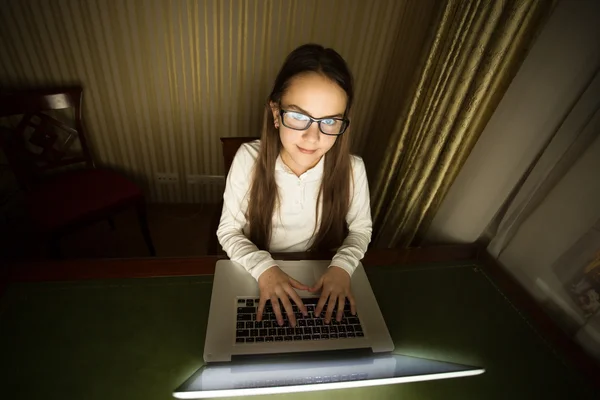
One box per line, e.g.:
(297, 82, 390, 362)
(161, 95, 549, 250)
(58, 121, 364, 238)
(173, 260, 484, 398)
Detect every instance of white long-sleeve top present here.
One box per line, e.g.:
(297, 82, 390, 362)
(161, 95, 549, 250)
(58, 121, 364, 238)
(217, 140, 372, 281)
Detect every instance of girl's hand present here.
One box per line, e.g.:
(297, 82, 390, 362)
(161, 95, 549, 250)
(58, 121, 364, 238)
(310, 266, 356, 324)
(257, 266, 309, 327)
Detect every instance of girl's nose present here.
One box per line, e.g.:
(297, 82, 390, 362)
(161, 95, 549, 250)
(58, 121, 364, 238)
(302, 122, 320, 143)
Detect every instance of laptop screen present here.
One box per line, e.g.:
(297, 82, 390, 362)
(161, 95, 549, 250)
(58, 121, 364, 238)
(173, 353, 484, 398)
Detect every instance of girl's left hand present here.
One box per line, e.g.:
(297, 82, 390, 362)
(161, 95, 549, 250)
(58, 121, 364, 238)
(309, 266, 356, 324)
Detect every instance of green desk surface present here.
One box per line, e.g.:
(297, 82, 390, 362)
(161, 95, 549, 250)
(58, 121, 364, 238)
(0, 261, 596, 399)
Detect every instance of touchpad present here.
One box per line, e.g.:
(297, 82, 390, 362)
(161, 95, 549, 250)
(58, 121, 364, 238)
(279, 263, 318, 288)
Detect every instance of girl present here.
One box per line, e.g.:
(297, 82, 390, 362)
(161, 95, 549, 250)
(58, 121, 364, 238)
(217, 44, 372, 330)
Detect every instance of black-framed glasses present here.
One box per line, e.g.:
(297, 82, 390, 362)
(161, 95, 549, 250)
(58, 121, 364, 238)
(279, 109, 349, 136)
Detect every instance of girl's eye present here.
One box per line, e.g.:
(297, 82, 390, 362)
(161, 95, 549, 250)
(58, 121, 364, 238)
(289, 112, 309, 121)
(322, 118, 336, 126)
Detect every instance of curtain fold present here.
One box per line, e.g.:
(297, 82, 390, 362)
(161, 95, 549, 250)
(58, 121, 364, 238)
(366, 0, 557, 247)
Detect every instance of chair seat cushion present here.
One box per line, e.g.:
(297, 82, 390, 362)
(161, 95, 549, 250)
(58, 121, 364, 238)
(26, 168, 143, 231)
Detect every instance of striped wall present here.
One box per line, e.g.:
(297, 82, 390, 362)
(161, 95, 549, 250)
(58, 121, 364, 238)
(0, 0, 440, 203)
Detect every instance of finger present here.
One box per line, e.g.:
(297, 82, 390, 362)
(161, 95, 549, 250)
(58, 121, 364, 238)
(325, 294, 337, 324)
(336, 294, 345, 322)
(278, 291, 296, 327)
(271, 295, 284, 326)
(348, 292, 357, 315)
(284, 285, 308, 316)
(309, 277, 323, 293)
(315, 290, 329, 317)
(256, 296, 266, 322)
(289, 277, 310, 291)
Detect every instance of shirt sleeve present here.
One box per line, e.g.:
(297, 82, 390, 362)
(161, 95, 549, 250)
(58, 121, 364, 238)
(217, 144, 278, 281)
(329, 156, 373, 276)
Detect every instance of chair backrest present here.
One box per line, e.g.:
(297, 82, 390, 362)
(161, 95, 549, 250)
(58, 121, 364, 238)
(220, 136, 259, 174)
(0, 87, 94, 190)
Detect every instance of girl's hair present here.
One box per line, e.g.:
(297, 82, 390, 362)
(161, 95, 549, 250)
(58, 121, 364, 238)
(247, 43, 354, 252)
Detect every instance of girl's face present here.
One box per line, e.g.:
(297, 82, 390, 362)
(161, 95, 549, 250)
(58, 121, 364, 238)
(271, 72, 348, 176)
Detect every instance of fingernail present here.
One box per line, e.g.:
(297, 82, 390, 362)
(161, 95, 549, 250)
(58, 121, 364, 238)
(325, 319, 330, 324)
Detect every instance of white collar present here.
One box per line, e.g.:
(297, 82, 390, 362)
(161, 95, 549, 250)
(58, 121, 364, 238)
(275, 153, 324, 181)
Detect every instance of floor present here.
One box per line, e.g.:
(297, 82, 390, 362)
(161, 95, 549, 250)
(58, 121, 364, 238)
(3, 204, 221, 260)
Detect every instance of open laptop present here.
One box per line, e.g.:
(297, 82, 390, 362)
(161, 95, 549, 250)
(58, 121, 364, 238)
(173, 260, 484, 398)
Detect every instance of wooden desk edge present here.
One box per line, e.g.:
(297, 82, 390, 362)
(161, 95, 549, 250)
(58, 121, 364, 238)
(1, 244, 478, 283)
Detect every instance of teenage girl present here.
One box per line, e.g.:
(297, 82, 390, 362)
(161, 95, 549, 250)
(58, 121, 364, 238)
(217, 44, 371, 329)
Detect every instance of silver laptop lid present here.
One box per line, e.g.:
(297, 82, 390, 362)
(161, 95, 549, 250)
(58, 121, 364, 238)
(173, 351, 484, 398)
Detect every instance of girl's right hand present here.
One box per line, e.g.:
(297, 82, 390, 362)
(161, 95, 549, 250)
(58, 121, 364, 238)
(257, 266, 309, 327)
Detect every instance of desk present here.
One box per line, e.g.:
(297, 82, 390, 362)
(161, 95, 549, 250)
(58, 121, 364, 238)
(1, 245, 598, 399)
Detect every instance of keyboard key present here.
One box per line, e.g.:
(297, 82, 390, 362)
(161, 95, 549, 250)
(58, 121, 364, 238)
(293, 335, 302, 341)
(294, 328, 303, 335)
(237, 299, 246, 304)
(269, 328, 277, 336)
(246, 337, 255, 343)
(302, 335, 311, 341)
(256, 337, 265, 342)
(237, 314, 251, 321)
(339, 333, 347, 338)
(264, 321, 272, 328)
(347, 332, 356, 338)
(237, 322, 245, 329)
(245, 321, 254, 329)
(338, 326, 346, 333)
(277, 328, 286, 336)
(255, 321, 264, 328)
(236, 329, 249, 337)
(329, 326, 337, 333)
(236, 338, 245, 343)
(246, 299, 254, 307)
(295, 312, 303, 320)
(250, 329, 258, 337)
(298, 320, 306, 327)
(315, 319, 323, 326)
(265, 337, 274, 342)
(348, 317, 359, 325)
(275, 337, 284, 342)
(259, 329, 268, 336)
(286, 328, 294, 335)
(330, 334, 338, 339)
(354, 325, 363, 333)
(322, 334, 330, 339)
(356, 332, 364, 337)
(237, 307, 255, 314)
(284, 336, 293, 341)
(311, 334, 321, 340)
(346, 325, 354, 332)
(307, 320, 315, 326)
(292, 304, 298, 311)
(313, 327, 321, 334)
(304, 298, 319, 305)
(252, 314, 257, 321)
(303, 327, 312, 335)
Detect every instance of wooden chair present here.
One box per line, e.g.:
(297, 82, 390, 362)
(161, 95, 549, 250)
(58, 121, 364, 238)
(0, 87, 155, 258)
(206, 136, 259, 255)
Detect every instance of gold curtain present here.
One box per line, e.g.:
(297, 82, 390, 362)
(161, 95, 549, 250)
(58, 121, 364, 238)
(366, 0, 557, 248)
(0, 0, 441, 204)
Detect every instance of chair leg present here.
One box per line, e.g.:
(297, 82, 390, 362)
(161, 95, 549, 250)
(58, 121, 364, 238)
(136, 201, 156, 256)
(107, 217, 116, 231)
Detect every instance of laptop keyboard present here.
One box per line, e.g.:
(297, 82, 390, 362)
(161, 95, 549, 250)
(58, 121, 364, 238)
(235, 297, 364, 344)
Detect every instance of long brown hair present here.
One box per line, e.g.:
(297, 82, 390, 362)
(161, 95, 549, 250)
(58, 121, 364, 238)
(247, 44, 354, 252)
